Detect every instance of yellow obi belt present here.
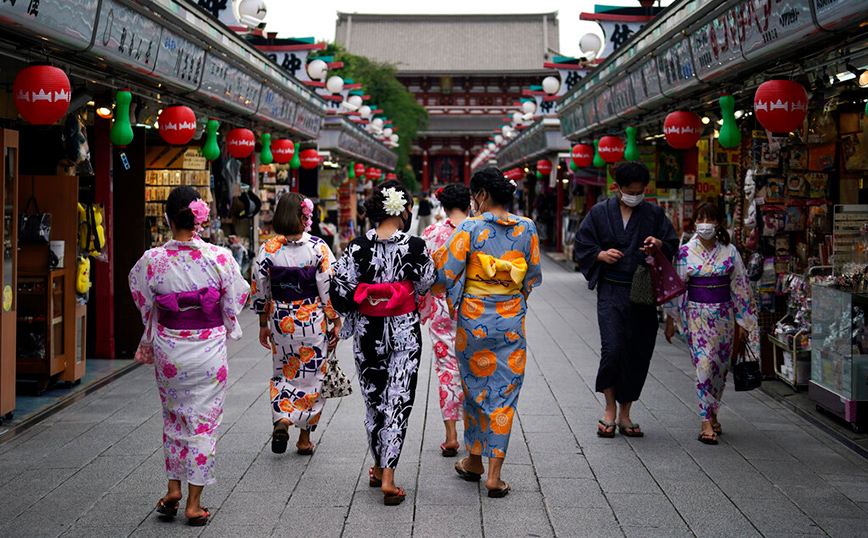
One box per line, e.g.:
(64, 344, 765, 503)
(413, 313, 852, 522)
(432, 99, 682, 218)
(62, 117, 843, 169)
(465, 252, 527, 296)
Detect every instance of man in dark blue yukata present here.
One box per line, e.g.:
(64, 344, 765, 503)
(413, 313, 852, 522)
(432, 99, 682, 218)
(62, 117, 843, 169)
(574, 162, 678, 438)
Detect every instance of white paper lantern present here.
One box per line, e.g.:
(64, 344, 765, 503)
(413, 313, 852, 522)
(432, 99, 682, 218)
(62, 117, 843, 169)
(512, 112, 523, 124)
(521, 100, 537, 115)
(488, 142, 496, 151)
(307, 59, 328, 81)
(237, 0, 268, 28)
(580, 33, 603, 57)
(383, 127, 393, 138)
(359, 105, 372, 119)
(494, 134, 504, 145)
(347, 95, 363, 109)
(390, 134, 399, 143)
(542, 76, 560, 95)
(326, 75, 344, 94)
(501, 125, 512, 137)
(372, 117, 384, 129)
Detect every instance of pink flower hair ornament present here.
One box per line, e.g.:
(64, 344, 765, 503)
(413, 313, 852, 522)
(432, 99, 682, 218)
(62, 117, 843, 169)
(301, 198, 314, 233)
(188, 199, 210, 234)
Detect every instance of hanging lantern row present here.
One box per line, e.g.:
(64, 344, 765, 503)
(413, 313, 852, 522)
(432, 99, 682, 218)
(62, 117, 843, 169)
(13, 64, 71, 125)
(571, 144, 594, 168)
(597, 136, 625, 164)
(272, 138, 295, 164)
(159, 105, 197, 146)
(536, 159, 553, 176)
(663, 111, 702, 149)
(226, 128, 256, 159)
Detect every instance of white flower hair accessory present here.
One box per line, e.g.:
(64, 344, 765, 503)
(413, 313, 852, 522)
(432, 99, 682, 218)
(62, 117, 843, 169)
(381, 187, 407, 217)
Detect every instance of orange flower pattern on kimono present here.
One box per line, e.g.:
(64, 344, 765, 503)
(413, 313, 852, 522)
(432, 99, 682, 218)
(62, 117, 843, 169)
(435, 212, 542, 459)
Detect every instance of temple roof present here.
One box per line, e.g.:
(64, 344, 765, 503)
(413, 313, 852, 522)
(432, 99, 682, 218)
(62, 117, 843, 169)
(335, 12, 559, 74)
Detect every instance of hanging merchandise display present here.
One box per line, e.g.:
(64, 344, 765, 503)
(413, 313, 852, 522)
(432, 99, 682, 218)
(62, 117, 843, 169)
(593, 139, 606, 168)
(537, 159, 553, 175)
(289, 148, 301, 169)
(718, 94, 741, 149)
(226, 128, 255, 159)
(110, 89, 134, 147)
(754, 80, 809, 134)
(598, 136, 625, 164)
(260, 132, 273, 164)
(299, 148, 320, 169)
(664, 111, 703, 149)
(624, 126, 639, 161)
(272, 138, 295, 164)
(202, 119, 220, 161)
(354, 162, 367, 177)
(158, 105, 197, 146)
(13, 64, 71, 125)
(572, 144, 594, 168)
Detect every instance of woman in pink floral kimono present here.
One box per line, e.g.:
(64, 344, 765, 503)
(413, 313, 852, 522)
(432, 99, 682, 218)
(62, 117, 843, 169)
(419, 184, 470, 457)
(129, 187, 250, 526)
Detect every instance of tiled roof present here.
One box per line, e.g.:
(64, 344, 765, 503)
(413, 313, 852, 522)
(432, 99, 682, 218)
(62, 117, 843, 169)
(335, 13, 559, 73)
(421, 115, 505, 135)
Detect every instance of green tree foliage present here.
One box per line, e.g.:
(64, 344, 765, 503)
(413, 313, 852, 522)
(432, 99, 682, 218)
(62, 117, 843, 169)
(325, 43, 428, 192)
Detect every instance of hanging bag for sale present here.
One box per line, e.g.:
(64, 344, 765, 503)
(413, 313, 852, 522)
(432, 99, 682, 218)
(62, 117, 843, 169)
(18, 195, 51, 243)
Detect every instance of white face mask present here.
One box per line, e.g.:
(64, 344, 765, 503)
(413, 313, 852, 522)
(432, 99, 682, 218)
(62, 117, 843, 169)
(696, 223, 717, 240)
(620, 191, 644, 207)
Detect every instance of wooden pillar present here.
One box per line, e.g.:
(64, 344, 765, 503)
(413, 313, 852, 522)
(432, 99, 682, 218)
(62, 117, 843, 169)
(93, 114, 114, 358)
(464, 150, 471, 185)
(422, 149, 430, 191)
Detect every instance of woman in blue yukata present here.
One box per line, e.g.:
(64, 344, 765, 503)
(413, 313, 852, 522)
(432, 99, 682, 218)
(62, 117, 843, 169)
(435, 167, 543, 498)
(574, 162, 679, 438)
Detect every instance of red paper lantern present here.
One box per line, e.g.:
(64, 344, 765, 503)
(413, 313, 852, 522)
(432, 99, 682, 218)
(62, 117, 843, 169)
(598, 136, 625, 164)
(13, 65, 71, 125)
(272, 139, 295, 164)
(354, 163, 367, 177)
(225, 128, 255, 158)
(663, 111, 703, 149)
(385, 172, 398, 180)
(537, 159, 553, 176)
(299, 148, 320, 169)
(158, 105, 197, 145)
(366, 167, 379, 180)
(571, 144, 594, 168)
(754, 80, 809, 134)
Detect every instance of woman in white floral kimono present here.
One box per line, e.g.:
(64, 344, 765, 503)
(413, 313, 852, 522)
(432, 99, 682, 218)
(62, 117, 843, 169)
(130, 187, 249, 526)
(664, 204, 757, 445)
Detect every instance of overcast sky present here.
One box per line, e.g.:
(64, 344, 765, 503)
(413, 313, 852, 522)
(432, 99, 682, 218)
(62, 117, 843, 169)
(264, 0, 674, 59)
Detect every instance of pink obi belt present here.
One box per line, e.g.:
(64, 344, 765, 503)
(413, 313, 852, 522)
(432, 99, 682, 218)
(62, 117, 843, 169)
(354, 281, 416, 317)
(156, 287, 222, 330)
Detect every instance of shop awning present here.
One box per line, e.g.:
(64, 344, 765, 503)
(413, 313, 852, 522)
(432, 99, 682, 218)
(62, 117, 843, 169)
(494, 117, 570, 170)
(318, 117, 398, 170)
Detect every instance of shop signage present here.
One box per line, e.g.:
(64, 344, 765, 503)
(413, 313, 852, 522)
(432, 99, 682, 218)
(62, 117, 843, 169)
(813, 0, 865, 31)
(182, 149, 207, 170)
(691, 5, 745, 82)
(200, 54, 261, 115)
(0, 0, 99, 51)
(629, 66, 647, 108)
(91, 0, 161, 75)
(657, 38, 697, 96)
(639, 57, 662, 108)
(153, 28, 205, 91)
(739, 0, 818, 61)
(600, 21, 648, 59)
(265, 50, 313, 81)
(597, 88, 616, 124)
(497, 124, 548, 168)
(611, 76, 637, 117)
(258, 85, 297, 129)
(560, 103, 586, 139)
(294, 102, 324, 138)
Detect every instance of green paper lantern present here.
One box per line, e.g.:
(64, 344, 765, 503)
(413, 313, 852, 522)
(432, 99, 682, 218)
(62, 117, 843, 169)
(289, 148, 301, 169)
(569, 158, 578, 172)
(718, 94, 741, 149)
(110, 89, 134, 147)
(348, 162, 356, 179)
(202, 119, 220, 161)
(624, 126, 639, 161)
(593, 139, 606, 168)
(536, 171, 542, 179)
(260, 133, 273, 165)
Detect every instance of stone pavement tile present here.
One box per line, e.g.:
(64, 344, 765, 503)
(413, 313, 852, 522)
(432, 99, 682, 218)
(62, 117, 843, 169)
(606, 493, 687, 531)
(526, 431, 580, 455)
(341, 521, 413, 537)
(532, 451, 595, 479)
(345, 488, 417, 524)
(414, 482, 481, 506)
(750, 459, 828, 488)
(661, 481, 760, 537)
(290, 473, 361, 506)
(200, 524, 272, 538)
(72, 492, 155, 528)
(812, 516, 868, 538)
(209, 490, 288, 527)
(821, 474, 868, 503)
(481, 492, 554, 537)
(272, 504, 347, 537)
(128, 518, 204, 537)
(539, 477, 608, 508)
(0, 466, 77, 517)
(621, 527, 694, 538)
(547, 507, 623, 538)
(518, 412, 571, 434)
(413, 504, 484, 537)
(215, 430, 270, 454)
(500, 462, 541, 492)
(780, 484, 868, 520)
(594, 463, 663, 495)
(60, 524, 140, 538)
(731, 492, 825, 536)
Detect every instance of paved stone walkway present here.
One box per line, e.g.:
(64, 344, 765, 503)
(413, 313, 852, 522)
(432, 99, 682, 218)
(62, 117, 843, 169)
(1, 256, 868, 537)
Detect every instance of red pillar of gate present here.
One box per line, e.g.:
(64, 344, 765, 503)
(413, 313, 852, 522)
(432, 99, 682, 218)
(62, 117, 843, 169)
(94, 114, 115, 358)
(556, 162, 565, 253)
(422, 149, 430, 191)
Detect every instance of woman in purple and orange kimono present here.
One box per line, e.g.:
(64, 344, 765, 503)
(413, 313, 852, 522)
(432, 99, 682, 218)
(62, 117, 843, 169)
(419, 184, 471, 457)
(663, 203, 757, 445)
(436, 167, 543, 498)
(251, 193, 341, 456)
(129, 187, 250, 527)
(330, 180, 436, 506)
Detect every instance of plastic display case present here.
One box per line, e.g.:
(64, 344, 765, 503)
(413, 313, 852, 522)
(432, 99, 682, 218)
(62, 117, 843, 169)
(810, 284, 868, 431)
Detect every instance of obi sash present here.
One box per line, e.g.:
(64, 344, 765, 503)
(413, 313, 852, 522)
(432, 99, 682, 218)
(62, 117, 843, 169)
(601, 269, 633, 287)
(465, 253, 527, 296)
(270, 265, 318, 302)
(354, 281, 416, 317)
(156, 287, 222, 330)
(687, 275, 731, 303)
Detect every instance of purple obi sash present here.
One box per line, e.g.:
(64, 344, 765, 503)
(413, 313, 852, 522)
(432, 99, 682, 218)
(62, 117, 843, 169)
(156, 287, 222, 330)
(270, 265, 318, 302)
(687, 275, 731, 304)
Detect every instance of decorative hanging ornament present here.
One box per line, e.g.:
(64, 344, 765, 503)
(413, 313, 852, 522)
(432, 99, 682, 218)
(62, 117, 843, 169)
(110, 88, 134, 147)
(299, 148, 320, 169)
(348, 162, 356, 179)
(354, 162, 367, 177)
(598, 136, 625, 164)
(226, 128, 255, 159)
(624, 126, 639, 161)
(569, 158, 578, 172)
(158, 105, 197, 146)
(664, 111, 703, 149)
(202, 119, 220, 161)
(593, 140, 606, 168)
(718, 94, 741, 149)
(753, 80, 809, 134)
(13, 64, 71, 125)
(289, 148, 301, 169)
(366, 167, 379, 181)
(572, 144, 594, 168)
(272, 139, 295, 164)
(537, 159, 553, 176)
(386, 172, 398, 180)
(260, 133, 273, 164)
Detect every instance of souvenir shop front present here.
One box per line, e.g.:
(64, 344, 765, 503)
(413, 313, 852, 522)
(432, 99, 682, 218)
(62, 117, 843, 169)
(558, 0, 868, 430)
(0, 0, 327, 423)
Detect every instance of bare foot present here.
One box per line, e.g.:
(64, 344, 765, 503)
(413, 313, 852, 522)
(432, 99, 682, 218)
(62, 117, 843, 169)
(184, 505, 209, 519)
(459, 457, 485, 475)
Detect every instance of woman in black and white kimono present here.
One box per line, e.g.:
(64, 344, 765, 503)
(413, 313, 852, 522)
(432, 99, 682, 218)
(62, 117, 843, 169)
(330, 179, 435, 506)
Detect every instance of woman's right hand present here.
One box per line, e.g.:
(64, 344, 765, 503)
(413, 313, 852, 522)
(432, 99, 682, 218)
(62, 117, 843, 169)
(664, 318, 676, 344)
(597, 249, 624, 264)
(259, 326, 272, 349)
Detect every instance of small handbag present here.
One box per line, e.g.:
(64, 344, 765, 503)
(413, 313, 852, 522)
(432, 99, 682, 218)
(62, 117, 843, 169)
(629, 264, 655, 305)
(732, 337, 762, 392)
(646, 250, 687, 306)
(321, 347, 353, 399)
(19, 196, 51, 243)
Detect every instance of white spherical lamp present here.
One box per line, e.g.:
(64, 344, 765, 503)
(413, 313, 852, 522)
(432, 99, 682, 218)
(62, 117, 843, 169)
(236, 0, 268, 28)
(522, 100, 537, 115)
(347, 95, 363, 109)
(390, 134, 399, 143)
(501, 125, 512, 137)
(307, 59, 328, 81)
(372, 117, 384, 130)
(494, 134, 504, 145)
(488, 142, 496, 151)
(325, 75, 344, 94)
(383, 127, 393, 138)
(542, 76, 560, 95)
(579, 33, 603, 57)
(359, 105, 372, 119)
(512, 112, 523, 124)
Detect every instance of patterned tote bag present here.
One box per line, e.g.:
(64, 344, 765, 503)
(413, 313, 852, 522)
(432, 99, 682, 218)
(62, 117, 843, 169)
(321, 347, 353, 399)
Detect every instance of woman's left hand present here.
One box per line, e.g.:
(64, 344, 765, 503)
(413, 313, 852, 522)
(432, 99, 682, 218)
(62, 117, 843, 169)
(328, 318, 342, 351)
(641, 236, 662, 253)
